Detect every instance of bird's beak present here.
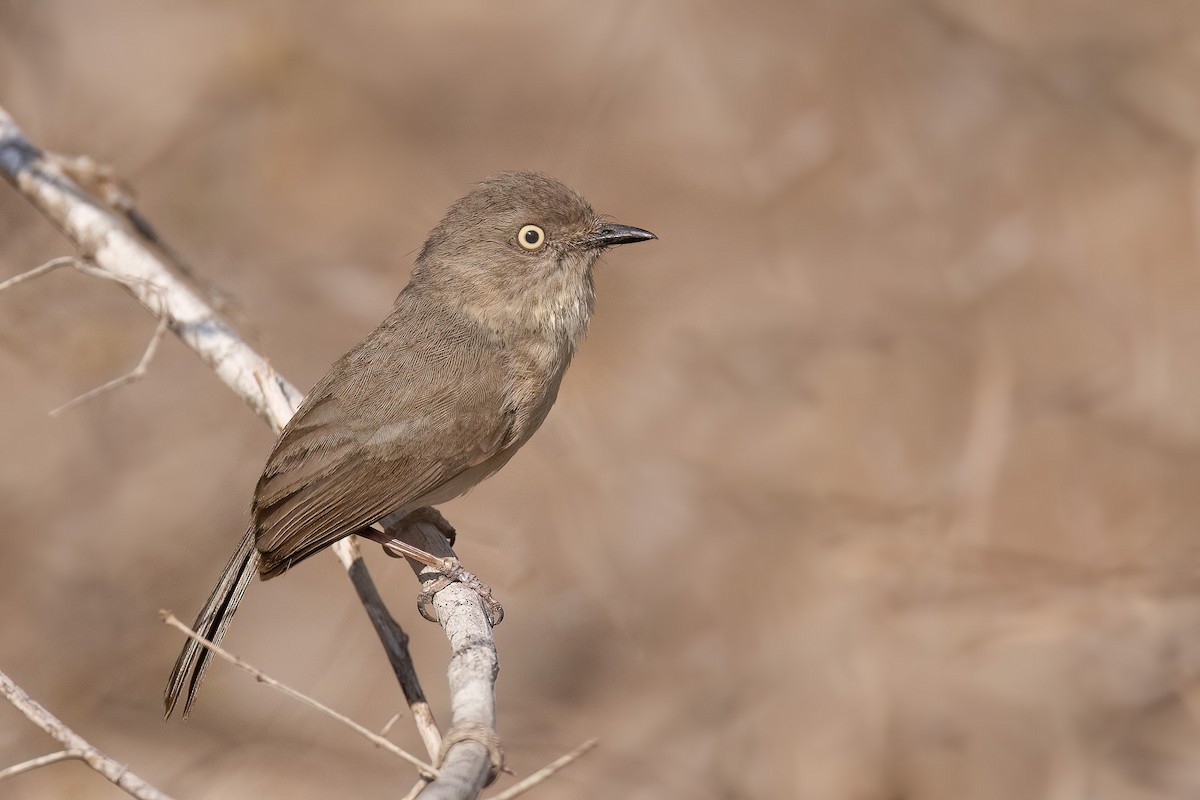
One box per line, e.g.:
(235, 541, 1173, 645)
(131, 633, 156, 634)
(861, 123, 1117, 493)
(583, 223, 658, 249)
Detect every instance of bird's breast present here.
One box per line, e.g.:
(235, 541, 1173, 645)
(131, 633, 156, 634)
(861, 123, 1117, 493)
(499, 336, 570, 449)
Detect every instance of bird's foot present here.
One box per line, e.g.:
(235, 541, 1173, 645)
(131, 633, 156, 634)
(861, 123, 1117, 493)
(417, 559, 504, 627)
(370, 508, 500, 625)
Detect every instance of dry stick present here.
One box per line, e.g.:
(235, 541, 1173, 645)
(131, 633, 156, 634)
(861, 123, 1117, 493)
(160, 612, 437, 778)
(0, 670, 175, 800)
(2, 258, 169, 417)
(0, 105, 500, 798)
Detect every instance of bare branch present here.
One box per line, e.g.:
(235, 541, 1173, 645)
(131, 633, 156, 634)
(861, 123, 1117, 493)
(0, 670, 175, 800)
(487, 739, 598, 800)
(0, 105, 304, 430)
(160, 611, 438, 779)
(50, 314, 169, 416)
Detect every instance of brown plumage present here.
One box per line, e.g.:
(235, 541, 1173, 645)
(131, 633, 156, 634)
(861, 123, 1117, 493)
(164, 171, 655, 717)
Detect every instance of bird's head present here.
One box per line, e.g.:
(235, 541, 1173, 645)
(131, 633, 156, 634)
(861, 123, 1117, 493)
(412, 171, 655, 347)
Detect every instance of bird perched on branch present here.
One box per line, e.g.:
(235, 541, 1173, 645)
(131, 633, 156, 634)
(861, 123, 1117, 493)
(165, 171, 656, 717)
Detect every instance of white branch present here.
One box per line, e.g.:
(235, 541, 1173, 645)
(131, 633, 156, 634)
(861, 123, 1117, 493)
(0, 104, 500, 799)
(0, 670, 174, 800)
(0, 113, 303, 431)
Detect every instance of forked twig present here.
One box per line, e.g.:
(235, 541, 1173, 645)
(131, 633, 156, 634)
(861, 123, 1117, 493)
(50, 314, 169, 416)
(0, 669, 175, 800)
(1, 254, 172, 417)
(159, 611, 438, 779)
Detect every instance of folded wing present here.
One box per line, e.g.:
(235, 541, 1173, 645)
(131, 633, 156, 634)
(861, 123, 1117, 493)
(253, 296, 511, 577)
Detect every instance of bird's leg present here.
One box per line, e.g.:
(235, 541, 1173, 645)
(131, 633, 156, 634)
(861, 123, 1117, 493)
(366, 510, 504, 627)
(366, 507, 455, 567)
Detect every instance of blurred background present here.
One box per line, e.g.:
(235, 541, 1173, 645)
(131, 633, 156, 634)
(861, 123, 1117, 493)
(3, 1, 1200, 798)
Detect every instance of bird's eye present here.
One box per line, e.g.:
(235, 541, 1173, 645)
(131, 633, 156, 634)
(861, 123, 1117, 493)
(517, 224, 545, 251)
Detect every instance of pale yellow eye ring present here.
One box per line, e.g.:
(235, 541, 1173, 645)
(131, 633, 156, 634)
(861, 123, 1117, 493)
(517, 224, 546, 250)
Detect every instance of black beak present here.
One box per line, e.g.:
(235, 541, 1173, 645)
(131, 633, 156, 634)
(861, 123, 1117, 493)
(584, 223, 657, 249)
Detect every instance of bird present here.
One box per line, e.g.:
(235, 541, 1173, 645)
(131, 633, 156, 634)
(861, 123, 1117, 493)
(164, 171, 656, 717)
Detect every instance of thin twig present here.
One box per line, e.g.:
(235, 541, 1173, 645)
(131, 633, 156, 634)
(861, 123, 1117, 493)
(380, 712, 404, 737)
(0, 750, 77, 781)
(486, 739, 598, 800)
(0, 255, 77, 292)
(159, 611, 438, 779)
(1, 253, 172, 417)
(0, 669, 175, 800)
(50, 314, 169, 416)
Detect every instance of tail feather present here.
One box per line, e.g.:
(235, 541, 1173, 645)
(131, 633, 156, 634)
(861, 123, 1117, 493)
(164, 528, 259, 718)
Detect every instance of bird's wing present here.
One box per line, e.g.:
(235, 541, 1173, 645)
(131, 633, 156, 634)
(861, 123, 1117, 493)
(252, 300, 513, 576)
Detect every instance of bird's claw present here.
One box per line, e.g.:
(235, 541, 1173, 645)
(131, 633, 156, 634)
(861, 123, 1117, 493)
(417, 558, 504, 627)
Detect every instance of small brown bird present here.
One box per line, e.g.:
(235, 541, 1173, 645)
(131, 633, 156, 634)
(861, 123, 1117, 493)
(164, 171, 655, 717)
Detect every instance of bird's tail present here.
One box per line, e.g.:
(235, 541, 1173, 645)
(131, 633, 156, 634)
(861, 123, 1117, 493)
(164, 528, 259, 718)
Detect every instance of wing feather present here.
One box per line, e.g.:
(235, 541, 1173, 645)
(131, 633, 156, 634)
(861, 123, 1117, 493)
(253, 295, 511, 576)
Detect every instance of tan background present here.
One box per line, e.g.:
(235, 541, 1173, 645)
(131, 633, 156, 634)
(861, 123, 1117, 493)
(4, 2, 1200, 798)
